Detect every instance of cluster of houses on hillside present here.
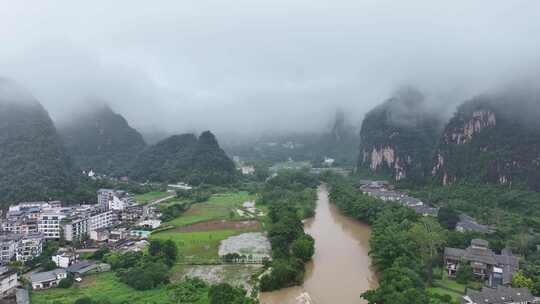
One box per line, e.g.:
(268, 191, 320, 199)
(359, 180, 439, 217)
(0, 189, 163, 298)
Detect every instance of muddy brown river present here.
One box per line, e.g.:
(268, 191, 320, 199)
(259, 185, 378, 304)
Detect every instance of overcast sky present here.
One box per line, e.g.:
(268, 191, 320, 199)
(1, 0, 539, 137)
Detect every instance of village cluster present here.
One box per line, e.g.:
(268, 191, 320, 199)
(0, 189, 163, 299)
(360, 180, 538, 304)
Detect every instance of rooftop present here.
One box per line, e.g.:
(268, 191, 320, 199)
(28, 268, 66, 283)
(464, 286, 534, 304)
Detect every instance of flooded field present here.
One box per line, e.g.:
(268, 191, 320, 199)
(181, 264, 262, 292)
(219, 232, 271, 260)
(259, 185, 378, 304)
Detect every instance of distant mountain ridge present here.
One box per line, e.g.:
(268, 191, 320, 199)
(59, 104, 147, 176)
(358, 86, 540, 191)
(0, 78, 74, 204)
(131, 131, 238, 185)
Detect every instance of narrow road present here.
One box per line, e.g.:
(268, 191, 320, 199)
(147, 194, 176, 206)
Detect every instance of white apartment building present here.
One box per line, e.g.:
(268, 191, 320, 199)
(0, 266, 17, 295)
(89, 211, 114, 232)
(51, 250, 79, 268)
(61, 217, 89, 242)
(38, 210, 68, 239)
(98, 189, 134, 211)
(0, 237, 17, 265)
(1, 216, 38, 235)
(16, 233, 44, 263)
(97, 189, 115, 209)
(109, 195, 129, 211)
(0, 233, 43, 264)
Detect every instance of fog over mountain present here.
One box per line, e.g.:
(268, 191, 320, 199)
(1, 1, 540, 138)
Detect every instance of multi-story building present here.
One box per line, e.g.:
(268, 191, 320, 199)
(0, 236, 18, 265)
(16, 233, 44, 262)
(51, 249, 79, 268)
(119, 206, 143, 224)
(97, 189, 115, 208)
(1, 215, 38, 235)
(97, 189, 134, 211)
(61, 216, 89, 242)
(444, 239, 518, 287)
(38, 209, 69, 239)
(89, 210, 114, 232)
(0, 266, 17, 295)
(0, 233, 44, 264)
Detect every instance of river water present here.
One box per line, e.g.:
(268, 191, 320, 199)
(259, 185, 378, 304)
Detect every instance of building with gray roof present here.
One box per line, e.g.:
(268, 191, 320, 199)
(456, 214, 494, 234)
(444, 239, 518, 287)
(462, 286, 537, 304)
(28, 268, 67, 290)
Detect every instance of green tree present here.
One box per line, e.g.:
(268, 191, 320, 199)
(437, 207, 460, 230)
(362, 266, 429, 304)
(149, 239, 162, 257)
(208, 283, 250, 304)
(456, 264, 473, 284)
(58, 277, 74, 288)
(168, 278, 207, 304)
(408, 217, 447, 285)
(74, 297, 93, 304)
(162, 240, 179, 265)
(512, 270, 534, 290)
(42, 259, 57, 271)
(291, 234, 315, 262)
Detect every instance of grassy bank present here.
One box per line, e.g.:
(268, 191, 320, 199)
(31, 272, 173, 304)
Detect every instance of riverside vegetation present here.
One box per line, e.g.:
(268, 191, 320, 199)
(324, 171, 540, 302)
(257, 170, 318, 291)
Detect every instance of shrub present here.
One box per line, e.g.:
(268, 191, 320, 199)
(57, 277, 73, 288)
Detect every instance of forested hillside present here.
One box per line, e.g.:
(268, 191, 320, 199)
(358, 87, 442, 183)
(130, 131, 237, 185)
(432, 88, 540, 190)
(0, 78, 74, 205)
(59, 104, 146, 176)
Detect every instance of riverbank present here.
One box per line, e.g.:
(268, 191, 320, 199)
(260, 185, 378, 304)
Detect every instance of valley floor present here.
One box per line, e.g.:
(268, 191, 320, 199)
(31, 191, 266, 304)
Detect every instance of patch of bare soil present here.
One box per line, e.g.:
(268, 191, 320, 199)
(174, 220, 261, 232)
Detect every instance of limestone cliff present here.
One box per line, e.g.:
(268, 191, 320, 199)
(358, 87, 442, 183)
(433, 90, 540, 190)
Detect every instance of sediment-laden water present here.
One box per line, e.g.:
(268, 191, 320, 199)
(260, 185, 378, 304)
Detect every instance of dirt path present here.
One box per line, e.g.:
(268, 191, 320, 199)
(148, 194, 176, 206)
(174, 220, 261, 232)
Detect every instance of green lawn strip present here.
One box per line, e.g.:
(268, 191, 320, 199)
(31, 272, 172, 304)
(432, 268, 466, 294)
(428, 287, 463, 301)
(135, 191, 171, 205)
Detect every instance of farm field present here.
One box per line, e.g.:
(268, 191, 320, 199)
(34, 191, 263, 304)
(164, 191, 256, 228)
(151, 228, 260, 262)
(134, 191, 171, 205)
(151, 191, 263, 262)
